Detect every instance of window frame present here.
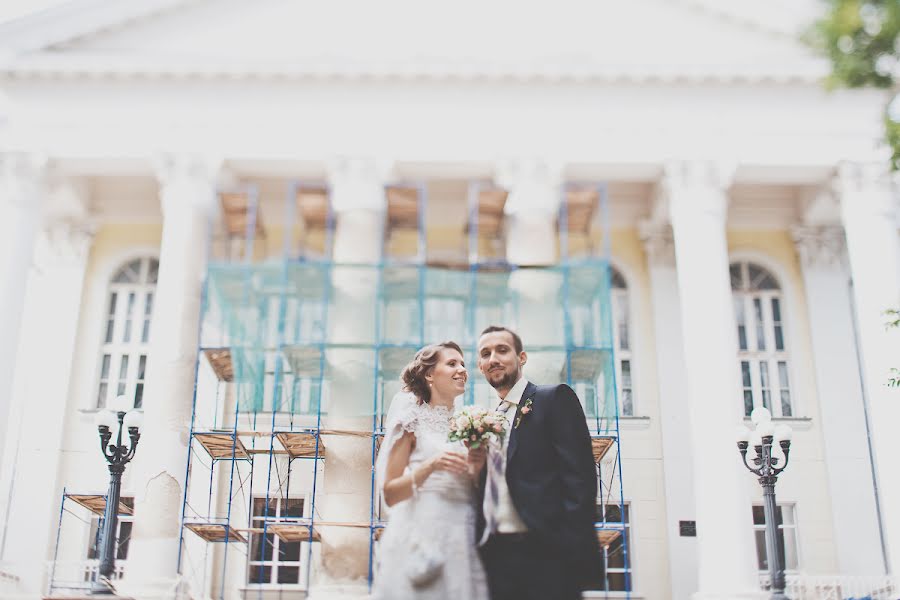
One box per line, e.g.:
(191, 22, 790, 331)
(588, 501, 633, 594)
(731, 260, 794, 418)
(95, 257, 158, 410)
(246, 494, 312, 588)
(752, 502, 800, 574)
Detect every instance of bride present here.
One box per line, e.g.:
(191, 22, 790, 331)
(372, 341, 489, 599)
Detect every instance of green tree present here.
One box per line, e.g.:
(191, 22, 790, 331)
(808, 0, 900, 169)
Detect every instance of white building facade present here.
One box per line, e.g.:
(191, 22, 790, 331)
(0, 1, 897, 599)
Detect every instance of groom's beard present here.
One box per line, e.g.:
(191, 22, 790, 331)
(487, 368, 520, 392)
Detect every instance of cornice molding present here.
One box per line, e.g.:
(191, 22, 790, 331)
(0, 55, 830, 86)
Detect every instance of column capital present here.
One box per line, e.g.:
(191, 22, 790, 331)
(153, 153, 223, 216)
(326, 156, 392, 213)
(0, 152, 48, 208)
(639, 221, 676, 267)
(661, 160, 735, 224)
(791, 225, 846, 270)
(835, 161, 897, 221)
(35, 178, 96, 268)
(495, 157, 564, 217)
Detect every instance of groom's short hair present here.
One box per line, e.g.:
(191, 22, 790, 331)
(480, 325, 523, 355)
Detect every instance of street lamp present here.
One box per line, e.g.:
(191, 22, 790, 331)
(91, 395, 143, 595)
(736, 407, 793, 600)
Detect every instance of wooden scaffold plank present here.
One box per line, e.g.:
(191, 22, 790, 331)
(275, 431, 325, 459)
(67, 494, 133, 516)
(266, 523, 322, 543)
(591, 437, 615, 463)
(203, 348, 234, 382)
(385, 186, 420, 230)
(596, 528, 621, 548)
(295, 186, 330, 230)
(220, 191, 264, 238)
(467, 187, 508, 238)
(185, 522, 247, 543)
(563, 187, 599, 234)
(194, 432, 251, 460)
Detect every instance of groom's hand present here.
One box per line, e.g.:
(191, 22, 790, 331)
(466, 445, 487, 475)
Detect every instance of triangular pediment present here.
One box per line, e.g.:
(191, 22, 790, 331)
(1, 0, 829, 81)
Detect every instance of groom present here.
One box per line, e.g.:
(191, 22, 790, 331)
(469, 325, 601, 600)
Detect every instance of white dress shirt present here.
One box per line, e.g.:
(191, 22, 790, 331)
(494, 376, 529, 533)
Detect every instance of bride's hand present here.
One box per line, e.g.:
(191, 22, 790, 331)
(466, 446, 487, 475)
(428, 451, 468, 475)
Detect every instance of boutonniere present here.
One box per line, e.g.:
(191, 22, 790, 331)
(514, 398, 534, 429)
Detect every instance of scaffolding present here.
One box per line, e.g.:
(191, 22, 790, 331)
(45, 178, 627, 598)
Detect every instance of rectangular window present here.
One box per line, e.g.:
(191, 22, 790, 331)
(617, 300, 630, 352)
(86, 498, 134, 561)
(97, 354, 112, 408)
(248, 497, 306, 586)
(752, 504, 798, 572)
(588, 503, 632, 593)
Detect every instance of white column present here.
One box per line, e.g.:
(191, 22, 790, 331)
(311, 158, 387, 596)
(122, 155, 219, 599)
(792, 224, 885, 575)
(640, 221, 699, 600)
(837, 162, 900, 576)
(0, 179, 94, 595)
(0, 154, 46, 469)
(496, 158, 564, 382)
(664, 161, 763, 599)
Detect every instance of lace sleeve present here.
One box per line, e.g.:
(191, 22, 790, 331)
(397, 403, 419, 434)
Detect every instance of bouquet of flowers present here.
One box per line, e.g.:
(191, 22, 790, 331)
(448, 406, 508, 450)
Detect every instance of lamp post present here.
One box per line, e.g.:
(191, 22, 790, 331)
(91, 395, 143, 595)
(736, 408, 793, 600)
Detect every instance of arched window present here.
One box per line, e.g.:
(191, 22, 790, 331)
(611, 267, 633, 416)
(96, 257, 158, 409)
(731, 261, 792, 417)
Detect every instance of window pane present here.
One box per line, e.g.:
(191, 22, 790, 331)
(755, 529, 768, 570)
(753, 298, 765, 351)
(147, 259, 159, 284)
(117, 356, 129, 396)
(730, 263, 743, 290)
(142, 293, 153, 343)
(759, 361, 770, 410)
(97, 383, 108, 407)
(741, 361, 752, 387)
(734, 296, 747, 350)
(116, 521, 132, 560)
(134, 384, 144, 409)
(279, 540, 301, 562)
(778, 362, 792, 417)
(249, 533, 274, 562)
(247, 565, 271, 584)
(282, 498, 304, 519)
(752, 505, 766, 525)
(137, 355, 147, 379)
(277, 566, 300, 584)
(123, 293, 136, 342)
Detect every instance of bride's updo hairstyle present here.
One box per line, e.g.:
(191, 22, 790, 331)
(400, 341, 464, 404)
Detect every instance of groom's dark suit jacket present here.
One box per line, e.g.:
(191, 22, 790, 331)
(476, 381, 602, 589)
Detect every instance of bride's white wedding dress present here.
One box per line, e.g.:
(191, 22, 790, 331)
(372, 396, 489, 600)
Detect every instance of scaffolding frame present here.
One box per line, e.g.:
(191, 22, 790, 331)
(169, 178, 630, 599)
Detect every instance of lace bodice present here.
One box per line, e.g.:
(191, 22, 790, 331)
(398, 402, 472, 501)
